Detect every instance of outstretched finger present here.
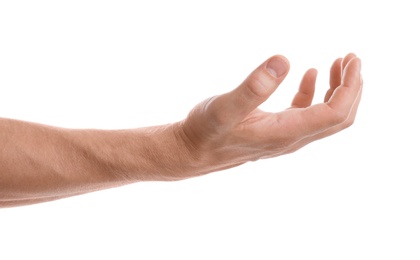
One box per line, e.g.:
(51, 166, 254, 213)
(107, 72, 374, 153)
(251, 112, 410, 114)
(341, 53, 357, 76)
(207, 55, 290, 126)
(324, 58, 342, 102)
(324, 53, 357, 103)
(291, 68, 317, 108)
(329, 56, 362, 111)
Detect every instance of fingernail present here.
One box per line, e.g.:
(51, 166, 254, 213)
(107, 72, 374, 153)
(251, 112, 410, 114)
(266, 57, 288, 78)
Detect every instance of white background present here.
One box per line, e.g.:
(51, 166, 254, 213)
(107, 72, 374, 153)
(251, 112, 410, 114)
(0, 1, 419, 259)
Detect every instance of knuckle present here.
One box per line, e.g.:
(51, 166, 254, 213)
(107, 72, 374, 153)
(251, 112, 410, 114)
(244, 75, 269, 99)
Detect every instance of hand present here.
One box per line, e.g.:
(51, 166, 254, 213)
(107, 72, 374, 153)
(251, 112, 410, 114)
(175, 53, 362, 176)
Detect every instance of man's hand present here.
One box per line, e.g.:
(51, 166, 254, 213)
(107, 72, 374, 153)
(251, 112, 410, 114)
(176, 53, 362, 176)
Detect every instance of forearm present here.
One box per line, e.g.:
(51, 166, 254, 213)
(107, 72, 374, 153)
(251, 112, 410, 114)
(0, 118, 192, 206)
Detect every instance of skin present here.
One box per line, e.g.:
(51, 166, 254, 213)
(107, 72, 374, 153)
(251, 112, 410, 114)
(0, 53, 362, 208)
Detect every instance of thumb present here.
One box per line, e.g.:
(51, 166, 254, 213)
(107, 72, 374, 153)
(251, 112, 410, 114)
(209, 55, 290, 125)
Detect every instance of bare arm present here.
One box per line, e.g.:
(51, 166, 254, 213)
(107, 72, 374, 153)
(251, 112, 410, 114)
(0, 53, 362, 207)
(0, 119, 191, 206)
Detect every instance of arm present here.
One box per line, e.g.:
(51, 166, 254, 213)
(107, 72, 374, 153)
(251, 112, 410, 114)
(0, 119, 191, 206)
(0, 53, 362, 207)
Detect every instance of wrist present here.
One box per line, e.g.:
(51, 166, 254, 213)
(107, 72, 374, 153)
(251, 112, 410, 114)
(171, 120, 245, 179)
